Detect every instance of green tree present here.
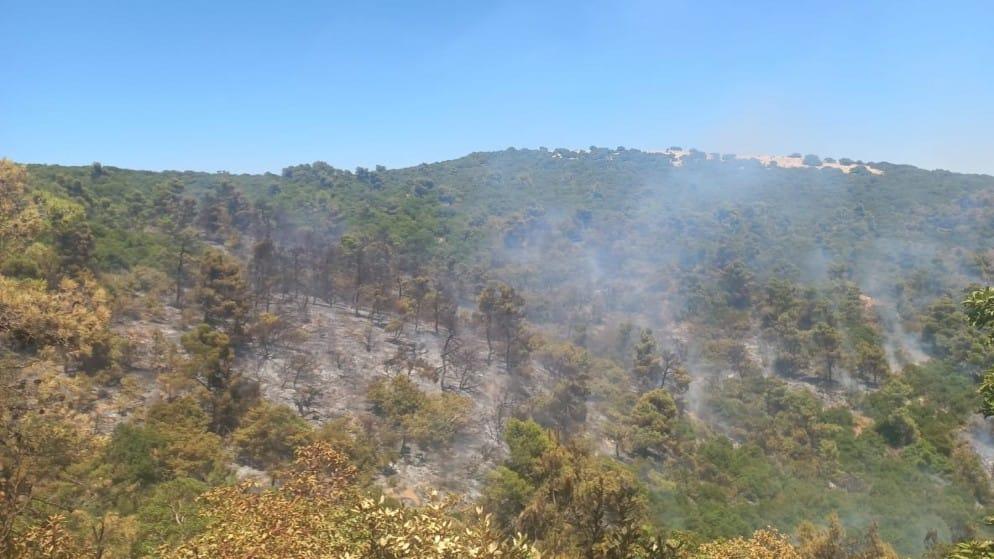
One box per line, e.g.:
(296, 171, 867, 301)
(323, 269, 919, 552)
(195, 249, 250, 336)
(171, 227, 198, 308)
(145, 397, 227, 480)
(367, 375, 426, 454)
(627, 388, 678, 458)
(232, 402, 313, 469)
(966, 287, 994, 417)
(134, 477, 208, 556)
(875, 407, 919, 447)
(855, 340, 889, 384)
(516, 443, 647, 559)
(811, 322, 842, 383)
(720, 260, 753, 309)
(476, 284, 528, 372)
(249, 237, 278, 312)
(182, 324, 259, 434)
(104, 423, 170, 487)
(632, 328, 662, 391)
(504, 418, 553, 480)
(48, 198, 94, 274)
(956, 287, 994, 554)
(406, 392, 472, 449)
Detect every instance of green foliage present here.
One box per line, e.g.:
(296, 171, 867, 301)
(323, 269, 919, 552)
(134, 477, 208, 556)
(483, 466, 535, 528)
(965, 287, 994, 417)
(145, 397, 227, 481)
(312, 418, 383, 479)
(105, 423, 171, 487)
(632, 328, 663, 389)
(9, 152, 994, 556)
(368, 375, 426, 423)
(875, 408, 920, 447)
(503, 418, 552, 478)
(478, 283, 528, 370)
(405, 392, 472, 448)
(181, 324, 260, 434)
(628, 388, 678, 458)
(195, 249, 250, 335)
(486, 421, 651, 558)
(231, 402, 313, 469)
(965, 287, 994, 337)
(367, 375, 471, 452)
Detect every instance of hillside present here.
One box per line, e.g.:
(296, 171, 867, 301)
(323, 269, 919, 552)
(5, 149, 994, 557)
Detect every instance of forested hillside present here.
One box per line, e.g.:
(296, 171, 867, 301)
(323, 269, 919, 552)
(5, 147, 994, 557)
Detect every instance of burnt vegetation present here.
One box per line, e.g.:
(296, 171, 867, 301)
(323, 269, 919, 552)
(4, 148, 994, 557)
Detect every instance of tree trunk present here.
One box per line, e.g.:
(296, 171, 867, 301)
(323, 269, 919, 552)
(485, 316, 493, 363)
(174, 242, 187, 308)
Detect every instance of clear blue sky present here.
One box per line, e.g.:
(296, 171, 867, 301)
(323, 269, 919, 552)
(2, 1, 993, 174)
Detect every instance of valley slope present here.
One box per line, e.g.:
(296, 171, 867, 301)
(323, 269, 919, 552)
(5, 148, 994, 556)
